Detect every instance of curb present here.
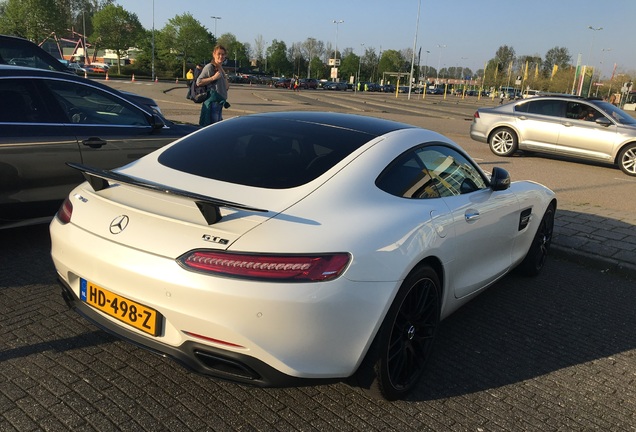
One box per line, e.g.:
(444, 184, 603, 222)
(551, 244, 636, 281)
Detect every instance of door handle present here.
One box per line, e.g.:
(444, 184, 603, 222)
(82, 137, 107, 148)
(465, 210, 480, 222)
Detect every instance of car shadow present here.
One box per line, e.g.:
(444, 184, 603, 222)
(407, 253, 635, 402)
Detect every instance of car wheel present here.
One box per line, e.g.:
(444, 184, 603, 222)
(355, 264, 441, 400)
(516, 203, 555, 276)
(489, 127, 518, 156)
(618, 143, 636, 176)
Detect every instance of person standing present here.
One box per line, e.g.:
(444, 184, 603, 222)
(196, 45, 229, 126)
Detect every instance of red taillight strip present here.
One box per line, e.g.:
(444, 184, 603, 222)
(56, 198, 73, 224)
(179, 251, 351, 282)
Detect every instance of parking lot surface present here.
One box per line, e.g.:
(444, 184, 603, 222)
(2, 81, 635, 431)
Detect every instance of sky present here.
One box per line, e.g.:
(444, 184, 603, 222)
(116, 0, 636, 79)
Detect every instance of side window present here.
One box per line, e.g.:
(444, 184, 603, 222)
(376, 144, 487, 198)
(525, 100, 566, 117)
(0, 80, 47, 123)
(43, 80, 149, 126)
(567, 102, 604, 122)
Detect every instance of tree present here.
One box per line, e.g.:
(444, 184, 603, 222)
(378, 49, 405, 83)
(543, 46, 571, 77)
(158, 13, 212, 78)
(268, 40, 291, 77)
(339, 50, 359, 82)
(92, 4, 143, 74)
(218, 33, 250, 73)
(0, 0, 70, 42)
(301, 37, 324, 79)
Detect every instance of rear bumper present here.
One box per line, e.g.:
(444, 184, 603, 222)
(57, 276, 333, 388)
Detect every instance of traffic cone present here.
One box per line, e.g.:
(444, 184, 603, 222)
(155, 76, 158, 83)
(105, 71, 109, 81)
(175, 77, 179, 84)
(131, 74, 135, 82)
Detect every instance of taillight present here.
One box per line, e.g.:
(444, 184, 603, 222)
(473, 111, 480, 119)
(179, 251, 351, 282)
(56, 198, 73, 224)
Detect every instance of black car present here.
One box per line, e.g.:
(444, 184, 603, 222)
(0, 34, 164, 118)
(0, 65, 199, 228)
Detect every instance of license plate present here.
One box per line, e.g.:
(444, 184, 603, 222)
(80, 279, 162, 336)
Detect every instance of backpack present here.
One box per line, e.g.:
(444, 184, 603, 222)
(191, 83, 208, 103)
(191, 66, 208, 103)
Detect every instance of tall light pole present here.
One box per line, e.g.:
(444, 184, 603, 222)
(151, 0, 155, 82)
(587, 25, 603, 97)
(436, 44, 446, 84)
(211, 16, 222, 39)
(356, 43, 364, 94)
(408, 0, 421, 100)
(332, 19, 344, 81)
(596, 48, 612, 96)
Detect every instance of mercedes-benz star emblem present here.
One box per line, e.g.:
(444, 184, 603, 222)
(109, 215, 129, 234)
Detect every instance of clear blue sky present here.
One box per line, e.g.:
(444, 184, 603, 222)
(117, 0, 636, 79)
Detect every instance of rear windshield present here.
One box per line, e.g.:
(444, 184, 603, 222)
(158, 116, 377, 189)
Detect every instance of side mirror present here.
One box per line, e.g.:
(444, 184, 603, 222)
(151, 113, 166, 131)
(595, 117, 612, 127)
(490, 167, 511, 191)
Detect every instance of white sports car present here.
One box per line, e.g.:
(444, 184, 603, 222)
(50, 112, 556, 400)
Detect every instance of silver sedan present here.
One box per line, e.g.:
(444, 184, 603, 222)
(469, 95, 636, 176)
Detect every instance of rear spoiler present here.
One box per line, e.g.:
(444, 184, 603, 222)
(67, 162, 268, 225)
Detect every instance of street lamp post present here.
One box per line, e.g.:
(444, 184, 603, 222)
(596, 48, 612, 96)
(356, 43, 364, 94)
(587, 25, 603, 97)
(436, 44, 446, 85)
(332, 19, 344, 81)
(151, 0, 155, 82)
(408, 0, 421, 100)
(211, 16, 221, 39)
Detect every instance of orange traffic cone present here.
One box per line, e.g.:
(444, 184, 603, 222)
(131, 74, 135, 82)
(155, 76, 158, 83)
(105, 71, 109, 80)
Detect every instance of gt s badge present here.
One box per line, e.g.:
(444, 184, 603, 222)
(202, 234, 229, 245)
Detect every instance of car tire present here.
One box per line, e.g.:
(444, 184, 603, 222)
(617, 143, 636, 176)
(489, 127, 518, 157)
(516, 203, 555, 276)
(354, 264, 441, 400)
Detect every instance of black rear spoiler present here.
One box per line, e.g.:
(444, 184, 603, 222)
(67, 162, 268, 225)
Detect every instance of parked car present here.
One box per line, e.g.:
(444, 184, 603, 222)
(299, 78, 319, 89)
(0, 65, 199, 229)
(470, 95, 636, 176)
(426, 87, 444, 95)
(273, 78, 291, 88)
(50, 111, 556, 400)
(0, 34, 164, 118)
(323, 81, 348, 91)
(86, 63, 109, 73)
(66, 62, 86, 73)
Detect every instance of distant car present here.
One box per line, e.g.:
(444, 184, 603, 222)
(299, 78, 319, 89)
(0, 34, 164, 118)
(50, 111, 556, 401)
(0, 65, 198, 229)
(323, 81, 348, 91)
(381, 84, 395, 93)
(274, 78, 291, 88)
(66, 62, 86, 73)
(426, 87, 444, 95)
(470, 95, 636, 176)
(86, 65, 108, 73)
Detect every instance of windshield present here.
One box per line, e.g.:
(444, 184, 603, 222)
(592, 101, 636, 125)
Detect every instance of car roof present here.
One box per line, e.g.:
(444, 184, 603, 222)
(243, 111, 416, 136)
(0, 64, 153, 109)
